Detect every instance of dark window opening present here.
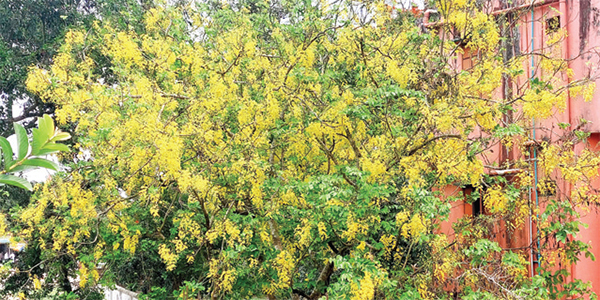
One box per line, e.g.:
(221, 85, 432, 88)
(472, 195, 483, 216)
(546, 16, 561, 34)
(463, 185, 485, 217)
(538, 178, 557, 196)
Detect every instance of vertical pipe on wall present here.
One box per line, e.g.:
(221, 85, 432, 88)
(531, 4, 542, 275)
(526, 6, 535, 276)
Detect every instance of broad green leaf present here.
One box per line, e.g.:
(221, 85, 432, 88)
(42, 143, 70, 152)
(21, 158, 59, 171)
(35, 149, 59, 156)
(8, 165, 37, 173)
(0, 174, 32, 191)
(0, 137, 13, 171)
(31, 127, 47, 156)
(14, 123, 29, 160)
(32, 115, 54, 156)
(50, 131, 71, 142)
(39, 114, 54, 139)
(37, 143, 70, 156)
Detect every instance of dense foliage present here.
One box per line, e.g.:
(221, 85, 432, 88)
(5, 0, 600, 299)
(0, 0, 151, 134)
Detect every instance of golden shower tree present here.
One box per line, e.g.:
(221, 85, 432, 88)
(12, 0, 599, 299)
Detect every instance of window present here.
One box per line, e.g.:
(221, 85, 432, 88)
(463, 185, 485, 216)
(538, 178, 557, 196)
(462, 48, 480, 70)
(546, 16, 560, 34)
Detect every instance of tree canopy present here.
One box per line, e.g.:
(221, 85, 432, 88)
(0, 0, 152, 134)
(6, 0, 600, 299)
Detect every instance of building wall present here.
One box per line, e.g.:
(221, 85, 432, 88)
(524, 1, 600, 293)
(440, 0, 600, 296)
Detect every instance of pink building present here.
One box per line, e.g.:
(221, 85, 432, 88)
(427, 0, 600, 296)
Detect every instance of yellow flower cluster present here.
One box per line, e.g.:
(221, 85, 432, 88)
(380, 234, 398, 260)
(343, 214, 369, 241)
(350, 272, 376, 300)
(522, 89, 566, 119)
(484, 185, 509, 213)
(295, 219, 313, 248)
(397, 212, 427, 238)
(273, 250, 295, 289)
(158, 244, 178, 271)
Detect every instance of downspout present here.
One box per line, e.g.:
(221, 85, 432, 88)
(530, 5, 542, 276)
(526, 6, 535, 277)
(489, 0, 562, 281)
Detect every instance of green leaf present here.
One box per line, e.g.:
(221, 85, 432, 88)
(37, 143, 70, 156)
(575, 130, 591, 141)
(0, 136, 14, 171)
(31, 128, 46, 156)
(21, 158, 59, 171)
(0, 174, 32, 191)
(8, 165, 37, 173)
(50, 131, 71, 142)
(14, 123, 28, 160)
(39, 114, 54, 138)
(32, 115, 54, 156)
